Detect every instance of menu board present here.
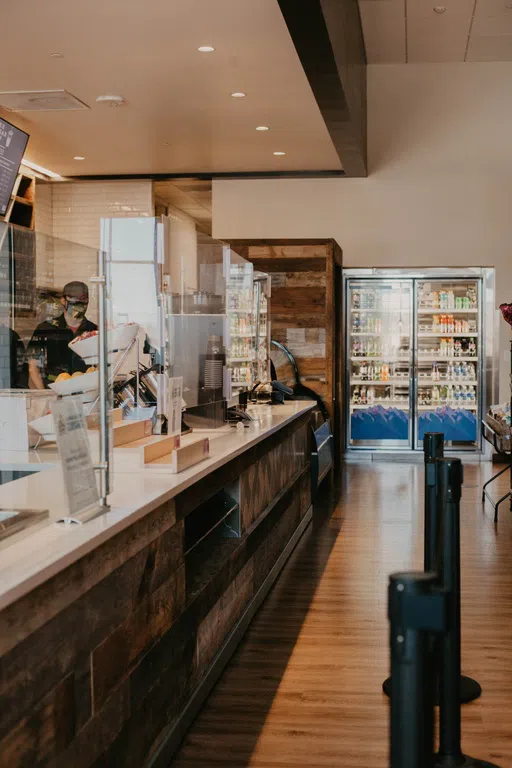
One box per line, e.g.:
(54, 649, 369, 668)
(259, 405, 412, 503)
(0, 117, 29, 217)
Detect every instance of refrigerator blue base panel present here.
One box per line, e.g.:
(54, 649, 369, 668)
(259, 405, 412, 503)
(418, 407, 477, 442)
(351, 406, 409, 441)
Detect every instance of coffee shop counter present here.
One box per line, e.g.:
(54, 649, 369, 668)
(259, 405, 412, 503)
(0, 401, 315, 768)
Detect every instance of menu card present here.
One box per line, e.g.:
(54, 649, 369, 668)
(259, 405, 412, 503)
(0, 117, 29, 216)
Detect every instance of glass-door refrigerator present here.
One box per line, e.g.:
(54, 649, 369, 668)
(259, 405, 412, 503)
(415, 278, 480, 449)
(345, 270, 492, 453)
(347, 278, 413, 447)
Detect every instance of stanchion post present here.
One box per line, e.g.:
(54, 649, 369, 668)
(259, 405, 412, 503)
(435, 458, 500, 768)
(388, 571, 445, 768)
(424, 432, 444, 572)
(383, 432, 444, 700)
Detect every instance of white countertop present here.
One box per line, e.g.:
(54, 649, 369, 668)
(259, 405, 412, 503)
(0, 401, 314, 611)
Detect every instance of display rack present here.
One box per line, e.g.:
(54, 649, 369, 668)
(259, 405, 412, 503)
(481, 337, 512, 522)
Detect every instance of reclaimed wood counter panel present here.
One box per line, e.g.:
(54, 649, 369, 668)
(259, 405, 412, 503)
(0, 409, 314, 768)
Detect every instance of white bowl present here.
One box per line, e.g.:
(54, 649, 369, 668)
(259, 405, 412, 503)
(29, 413, 55, 437)
(49, 370, 99, 396)
(112, 323, 139, 351)
(68, 332, 98, 360)
(69, 323, 139, 361)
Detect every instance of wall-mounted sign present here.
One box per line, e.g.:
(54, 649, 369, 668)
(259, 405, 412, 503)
(0, 117, 29, 217)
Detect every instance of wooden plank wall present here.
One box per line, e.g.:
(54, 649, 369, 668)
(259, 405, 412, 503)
(230, 240, 342, 420)
(0, 414, 312, 768)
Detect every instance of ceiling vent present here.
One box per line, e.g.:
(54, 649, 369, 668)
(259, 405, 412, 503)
(0, 90, 89, 112)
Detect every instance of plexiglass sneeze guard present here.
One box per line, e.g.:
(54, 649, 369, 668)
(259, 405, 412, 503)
(102, 217, 259, 431)
(0, 222, 113, 534)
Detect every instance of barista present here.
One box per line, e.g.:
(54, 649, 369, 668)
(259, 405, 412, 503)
(28, 281, 97, 389)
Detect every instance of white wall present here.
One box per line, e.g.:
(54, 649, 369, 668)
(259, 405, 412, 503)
(213, 62, 512, 399)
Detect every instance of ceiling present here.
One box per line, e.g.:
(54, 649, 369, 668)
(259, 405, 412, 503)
(359, 0, 512, 63)
(0, 0, 342, 176)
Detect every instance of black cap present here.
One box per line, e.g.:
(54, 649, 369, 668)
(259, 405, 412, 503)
(63, 281, 89, 302)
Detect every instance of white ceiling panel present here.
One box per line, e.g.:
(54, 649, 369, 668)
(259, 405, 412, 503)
(407, 0, 475, 61)
(359, 0, 406, 63)
(466, 32, 512, 58)
(406, 0, 475, 22)
(472, 1, 512, 35)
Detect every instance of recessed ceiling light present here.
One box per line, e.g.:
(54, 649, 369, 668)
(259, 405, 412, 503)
(73, 156, 85, 161)
(273, 151, 286, 156)
(256, 125, 270, 131)
(231, 92, 246, 98)
(50, 52, 64, 58)
(433, 6, 446, 12)
(197, 46, 215, 52)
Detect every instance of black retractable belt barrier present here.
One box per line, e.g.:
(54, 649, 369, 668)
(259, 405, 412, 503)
(388, 571, 445, 768)
(383, 433, 480, 704)
(435, 458, 499, 768)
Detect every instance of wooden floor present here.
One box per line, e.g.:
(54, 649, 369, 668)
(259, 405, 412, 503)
(171, 462, 512, 767)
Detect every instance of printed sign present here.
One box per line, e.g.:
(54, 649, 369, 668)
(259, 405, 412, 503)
(52, 396, 99, 517)
(0, 117, 29, 216)
(167, 376, 183, 437)
(0, 396, 28, 451)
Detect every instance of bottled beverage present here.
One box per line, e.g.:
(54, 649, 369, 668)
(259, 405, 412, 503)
(454, 385, 461, 403)
(353, 386, 360, 404)
(432, 291, 440, 309)
(468, 340, 476, 357)
(368, 386, 375, 404)
(448, 290, 455, 310)
(454, 340, 461, 357)
(433, 314, 439, 332)
(432, 385, 440, 403)
(469, 386, 476, 404)
(375, 318, 382, 333)
(467, 363, 476, 381)
(455, 296, 462, 310)
(368, 363, 374, 381)
(353, 292, 361, 309)
(375, 364, 381, 381)
(360, 386, 367, 405)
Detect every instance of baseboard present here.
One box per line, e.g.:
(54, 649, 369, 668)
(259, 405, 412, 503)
(148, 504, 314, 768)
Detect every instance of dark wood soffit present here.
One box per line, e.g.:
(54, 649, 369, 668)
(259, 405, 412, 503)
(277, 0, 367, 178)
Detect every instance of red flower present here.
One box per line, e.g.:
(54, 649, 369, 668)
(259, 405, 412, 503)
(499, 303, 512, 327)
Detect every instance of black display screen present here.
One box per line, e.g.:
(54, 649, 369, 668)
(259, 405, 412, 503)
(0, 116, 29, 216)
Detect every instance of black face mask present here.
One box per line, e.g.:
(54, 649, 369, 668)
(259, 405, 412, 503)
(65, 301, 87, 323)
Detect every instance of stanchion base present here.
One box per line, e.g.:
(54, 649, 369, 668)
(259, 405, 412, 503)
(435, 754, 502, 767)
(382, 675, 482, 703)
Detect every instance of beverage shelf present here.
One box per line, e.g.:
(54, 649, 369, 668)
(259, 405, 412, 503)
(351, 332, 410, 337)
(418, 379, 478, 386)
(418, 332, 478, 338)
(417, 403, 477, 411)
(350, 379, 409, 385)
(351, 402, 409, 410)
(417, 356, 478, 362)
(230, 357, 256, 363)
(351, 308, 408, 313)
(418, 308, 478, 314)
(350, 356, 411, 362)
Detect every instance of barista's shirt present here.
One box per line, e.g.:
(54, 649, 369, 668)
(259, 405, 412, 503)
(0, 327, 25, 388)
(27, 314, 97, 386)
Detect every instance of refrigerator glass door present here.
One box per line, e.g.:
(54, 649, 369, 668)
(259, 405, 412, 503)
(348, 279, 413, 447)
(415, 278, 480, 449)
